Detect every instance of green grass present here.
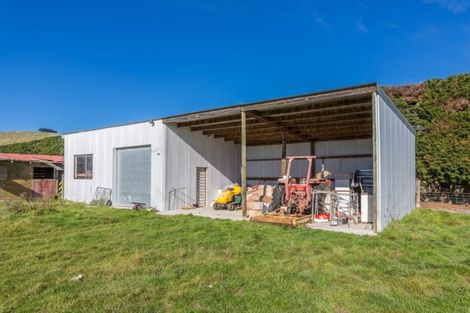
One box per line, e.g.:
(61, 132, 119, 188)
(0, 202, 469, 313)
(0, 131, 57, 146)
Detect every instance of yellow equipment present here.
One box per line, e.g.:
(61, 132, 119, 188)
(213, 184, 242, 210)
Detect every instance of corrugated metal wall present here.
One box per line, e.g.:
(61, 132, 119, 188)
(165, 124, 241, 210)
(65, 122, 240, 211)
(375, 91, 416, 231)
(246, 139, 372, 185)
(315, 139, 372, 174)
(64, 121, 165, 209)
(247, 143, 310, 184)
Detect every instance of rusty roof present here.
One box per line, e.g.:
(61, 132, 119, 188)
(0, 153, 64, 163)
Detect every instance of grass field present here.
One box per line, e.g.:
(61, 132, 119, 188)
(0, 202, 469, 313)
(0, 131, 57, 146)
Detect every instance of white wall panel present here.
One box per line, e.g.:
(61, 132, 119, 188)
(246, 143, 310, 184)
(63, 121, 165, 210)
(375, 92, 416, 231)
(314, 139, 372, 175)
(165, 125, 241, 210)
(246, 140, 372, 184)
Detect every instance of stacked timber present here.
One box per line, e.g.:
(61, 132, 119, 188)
(251, 214, 311, 227)
(246, 185, 274, 217)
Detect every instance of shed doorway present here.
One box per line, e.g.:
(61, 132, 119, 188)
(115, 146, 151, 206)
(196, 167, 207, 207)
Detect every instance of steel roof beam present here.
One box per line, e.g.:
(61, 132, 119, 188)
(177, 100, 371, 128)
(202, 117, 372, 136)
(190, 109, 372, 132)
(222, 126, 372, 142)
(233, 133, 373, 146)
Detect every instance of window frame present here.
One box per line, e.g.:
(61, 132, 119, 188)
(33, 167, 54, 179)
(74, 154, 93, 179)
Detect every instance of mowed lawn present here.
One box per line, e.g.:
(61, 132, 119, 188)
(0, 202, 469, 313)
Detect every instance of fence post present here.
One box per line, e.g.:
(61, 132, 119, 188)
(416, 179, 421, 208)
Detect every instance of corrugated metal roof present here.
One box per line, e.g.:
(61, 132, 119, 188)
(64, 83, 378, 135)
(0, 153, 64, 163)
(162, 83, 377, 123)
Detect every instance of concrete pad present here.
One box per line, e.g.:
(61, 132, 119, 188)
(159, 208, 376, 236)
(157, 207, 246, 221)
(305, 221, 376, 236)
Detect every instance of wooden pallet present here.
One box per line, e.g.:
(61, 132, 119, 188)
(250, 214, 312, 227)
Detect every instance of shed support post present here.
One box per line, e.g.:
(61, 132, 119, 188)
(310, 141, 315, 176)
(281, 133, 287, 176)
(241, 109, 247, 217)
(372, 92, 378, 232)
(416, 179, 421, 208)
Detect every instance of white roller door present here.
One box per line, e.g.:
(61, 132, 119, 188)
(116, 146, 151, 206)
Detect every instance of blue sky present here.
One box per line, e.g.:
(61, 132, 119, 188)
(1, 0, 469, 133)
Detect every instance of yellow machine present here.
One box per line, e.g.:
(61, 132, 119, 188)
(213, 184, 242, 210)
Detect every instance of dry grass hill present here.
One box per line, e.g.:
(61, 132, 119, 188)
(0, 131, 57, 146)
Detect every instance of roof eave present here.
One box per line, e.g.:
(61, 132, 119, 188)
(162, 83, 377, 124)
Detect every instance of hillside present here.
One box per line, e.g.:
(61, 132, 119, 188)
(385, 72, 470, 192)
(0, 131, 56, 146)
(0, 135, 63, 155)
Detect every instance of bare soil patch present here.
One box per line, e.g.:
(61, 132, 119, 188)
(421, 201, 470, 215)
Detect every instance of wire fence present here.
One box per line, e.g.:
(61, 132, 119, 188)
(421, 191, 470, 205)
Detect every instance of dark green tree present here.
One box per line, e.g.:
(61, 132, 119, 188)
(386, 73, 470, 191)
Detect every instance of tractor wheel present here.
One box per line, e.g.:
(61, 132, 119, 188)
(213, 203, 227, 210)
(268, 184, 285, 212)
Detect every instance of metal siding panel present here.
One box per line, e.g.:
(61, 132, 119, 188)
(165, 124, 241, 210)
(246, 143, 309, 180)
(376, 93, 416, 231)
(63, 121, 165, 210)
(246, 140, 372, 182)
(314, 139, 372, 175)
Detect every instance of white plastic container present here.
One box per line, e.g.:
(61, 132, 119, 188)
(360, 193, 373, 223)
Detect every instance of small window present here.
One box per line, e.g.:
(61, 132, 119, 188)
(74, 154, 93, 179)
(33, 167, 54, 179)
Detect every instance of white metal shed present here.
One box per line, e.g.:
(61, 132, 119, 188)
(63, 83, 415, 232)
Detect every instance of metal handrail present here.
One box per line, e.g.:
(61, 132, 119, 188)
(168, 187, 196, 210)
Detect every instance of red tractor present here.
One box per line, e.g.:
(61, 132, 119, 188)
(269, 156, 330, 215)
